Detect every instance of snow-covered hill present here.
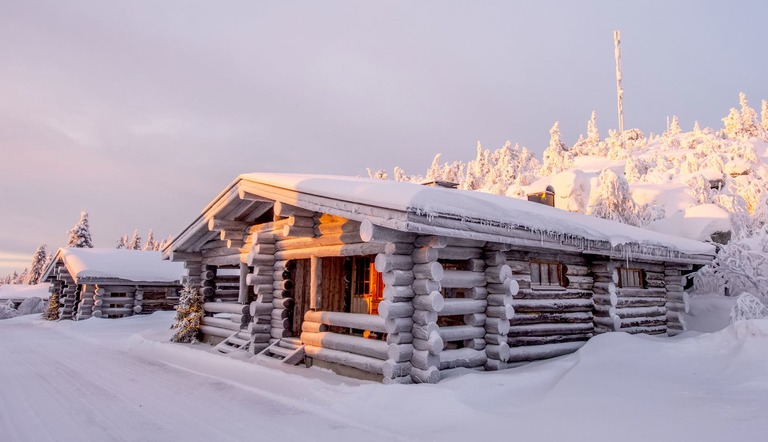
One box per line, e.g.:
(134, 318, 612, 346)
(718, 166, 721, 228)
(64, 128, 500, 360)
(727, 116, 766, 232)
(373, 93, 768, 308)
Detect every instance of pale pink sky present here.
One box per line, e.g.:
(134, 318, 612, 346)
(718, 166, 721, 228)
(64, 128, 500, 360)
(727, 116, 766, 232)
(1, 0, 767, 275)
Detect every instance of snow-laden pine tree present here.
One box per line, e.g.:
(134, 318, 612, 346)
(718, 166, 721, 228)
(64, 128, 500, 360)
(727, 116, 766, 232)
(462, 142, 493, 190)
(25, 244, 47, 285)
(128, 229, 142, 250)
(143, 229, 158, 251)
(586, 169, 643, 225)
(66, 211, 93, 248)
(158, 235, 173, 251)
(761, 99, 768, 137)
(425, 154, 443, 181)
(669, 115, 682, 135)
(539, 122, 573, 175)
(116, 235, 128, 249)
(739, 92, 760, 138)
(170, 283, 203, 343)
(366, 168, 388, 180)
(43, 293, 60, 321)
(722, 108, 742, 138)
(12, 270, 28, 284)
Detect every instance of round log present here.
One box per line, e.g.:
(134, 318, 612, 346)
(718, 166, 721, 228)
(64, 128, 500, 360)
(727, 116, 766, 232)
(411, 350, 440, 371)
(411, 247, 439, 264)
(387, 344, 414, 363)
(486, 265, 512, 284)
(439, 325, 485, 342)
(378, 300, 415, 319)
(411, 310, 437, 325)
(383, 285, 415, 301)
(441, 270, 486, 289)
(485, 342, 510, 362)
(360, 220, 417, 243)
(412, 279, 441, 295)
(300, 331, 389, 360)
(413, 291, 445, 312)
(374, 254, 414, 273)
(385, 317, 413, 334)
(410, 366, 440, 384)
(412, 332, 444, 355)
(382, 270, 415, 286)
(412, 262, 444, 281)
(383, 360, 412, 378)
(384, 242, 415, 255)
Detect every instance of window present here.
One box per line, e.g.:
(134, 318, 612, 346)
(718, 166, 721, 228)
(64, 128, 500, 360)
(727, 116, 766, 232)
(530, 261, 565, 288)
(618, 268, 644, 288)
(350, 256, 384, 315)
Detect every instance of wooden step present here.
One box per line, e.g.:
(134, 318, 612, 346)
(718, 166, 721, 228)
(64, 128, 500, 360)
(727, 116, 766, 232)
(269, 345, 294, 358)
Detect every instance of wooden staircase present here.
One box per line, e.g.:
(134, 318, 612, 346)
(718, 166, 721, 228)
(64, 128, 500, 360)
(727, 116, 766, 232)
(256, 337, 305, 365)
(213, 331, 251, 354)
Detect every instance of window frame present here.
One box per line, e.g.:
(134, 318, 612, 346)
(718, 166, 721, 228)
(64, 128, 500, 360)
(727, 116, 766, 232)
(530, 260, 566, 289)
(618, 267, 645, 288)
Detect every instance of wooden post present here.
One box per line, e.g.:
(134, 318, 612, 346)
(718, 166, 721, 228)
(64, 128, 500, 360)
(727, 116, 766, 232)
(310, 256, 321, 311)
(238, 262, 249, 304)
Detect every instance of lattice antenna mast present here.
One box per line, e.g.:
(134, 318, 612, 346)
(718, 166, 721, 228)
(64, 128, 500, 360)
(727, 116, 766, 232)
(614, 30, 624, 134)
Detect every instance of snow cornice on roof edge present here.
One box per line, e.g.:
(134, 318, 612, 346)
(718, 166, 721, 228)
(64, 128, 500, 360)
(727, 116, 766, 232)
(164, 173, 716, 264)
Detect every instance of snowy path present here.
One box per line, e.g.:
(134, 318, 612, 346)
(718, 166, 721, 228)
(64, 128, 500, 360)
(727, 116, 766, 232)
(0, 317, 395, 442)
(2, 312, 768, 442)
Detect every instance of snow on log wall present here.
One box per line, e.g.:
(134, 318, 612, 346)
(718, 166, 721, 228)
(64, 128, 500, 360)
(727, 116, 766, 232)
(591, 260, 668, 335)
(506, 250, 593, 364)
(664, 263, 691, 336)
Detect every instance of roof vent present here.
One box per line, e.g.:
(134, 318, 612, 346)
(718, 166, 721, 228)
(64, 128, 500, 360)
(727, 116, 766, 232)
(419, 180, 459, 189)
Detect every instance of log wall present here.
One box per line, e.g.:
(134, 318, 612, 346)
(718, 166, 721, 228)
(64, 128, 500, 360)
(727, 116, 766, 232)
(664, 262, 692, 336)
(177, 200, 703, 383)
(591, 260, 667, 335)
(506, 250, 593, 364)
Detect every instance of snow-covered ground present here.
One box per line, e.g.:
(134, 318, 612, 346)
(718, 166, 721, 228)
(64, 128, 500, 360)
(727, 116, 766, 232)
(1, 298, 766, 442)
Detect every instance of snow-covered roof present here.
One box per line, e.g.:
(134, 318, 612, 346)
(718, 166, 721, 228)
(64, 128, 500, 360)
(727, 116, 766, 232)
(0, 283, 50, 301)
(237, 173, 715, 257)
(45, 248, 184, 284)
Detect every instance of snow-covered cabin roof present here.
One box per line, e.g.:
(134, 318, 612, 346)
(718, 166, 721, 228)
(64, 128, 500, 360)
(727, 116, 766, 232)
(0, 283, 50, 301)
(43, 248, 185, 285)
(166, 173, 716, 264)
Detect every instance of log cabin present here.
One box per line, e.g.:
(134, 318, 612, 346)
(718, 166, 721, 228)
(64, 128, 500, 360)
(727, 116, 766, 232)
(163, 173, 715, 384)
(42, 248, 184, 320)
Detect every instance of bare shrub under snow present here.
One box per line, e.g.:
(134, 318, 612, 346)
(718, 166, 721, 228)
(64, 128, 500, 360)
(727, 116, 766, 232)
(730, 293, 768, 322)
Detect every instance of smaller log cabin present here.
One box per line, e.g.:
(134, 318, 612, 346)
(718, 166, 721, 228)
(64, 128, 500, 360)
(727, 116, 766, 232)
(163, 173, 715, 384)
(42, 248, 184, 320)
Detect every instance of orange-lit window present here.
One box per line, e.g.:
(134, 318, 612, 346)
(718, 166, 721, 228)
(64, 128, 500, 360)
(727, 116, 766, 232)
(350, 256, 384, 315)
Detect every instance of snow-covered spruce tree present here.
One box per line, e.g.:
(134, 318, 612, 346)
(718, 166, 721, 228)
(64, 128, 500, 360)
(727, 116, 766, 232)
(540, 122, 574, 176)
(43, 292, 60, 321)
(722, 107, 743, 139)
(170, 283, 203, 343)
(158, 235, 173, 251)
(116, 235, 128, 249)
(66, 211, 94, 248)
(668, 115, 682, 135)
(13, 269, 28, 284)
(128, 229, 142, 250)
(586, 168, 647, 226)
(462, 142, 493, 190)
(24, 244, 47, 285)
(762, 99, 768, 138)
(143, 229, 158, 251)
(366, 168, 388, 180)
(739, 92, 761, 138)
